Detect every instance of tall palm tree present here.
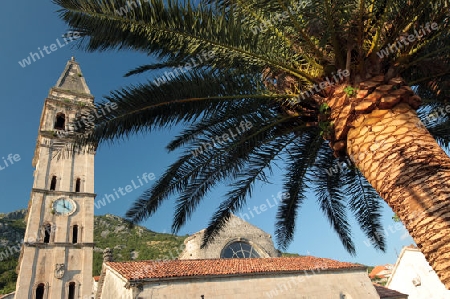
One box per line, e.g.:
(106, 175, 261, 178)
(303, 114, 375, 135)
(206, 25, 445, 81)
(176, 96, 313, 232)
(54, 0, 450, 286)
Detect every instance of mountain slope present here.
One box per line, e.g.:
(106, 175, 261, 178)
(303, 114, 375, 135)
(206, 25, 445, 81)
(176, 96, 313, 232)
(0, 210, 27, 295)
(92, 214, 186, 275)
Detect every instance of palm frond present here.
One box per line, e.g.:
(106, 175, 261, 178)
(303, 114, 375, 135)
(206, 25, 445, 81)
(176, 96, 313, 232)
(310, 143, 355, 255)
(126, 110, 307, 228)
(343, 168, 386, 252)
(54, 0, 321, 81)
(201, 133, 298, 248)
(428, 118, 450, 152)
(171, 111, 308, 233)
(275, 131, 323, 250)
(124, 61, 189, 77)
(166, 98, 281, 152)
(73, 69, 274, 147)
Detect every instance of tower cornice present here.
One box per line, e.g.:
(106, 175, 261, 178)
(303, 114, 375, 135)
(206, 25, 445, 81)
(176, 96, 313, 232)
(49, 87, 95, 101)
(24, 242, 95, 248)
(32, 188, 97, 198)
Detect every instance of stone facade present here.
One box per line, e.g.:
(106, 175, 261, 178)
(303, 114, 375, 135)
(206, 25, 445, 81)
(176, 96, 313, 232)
(179, 214, 280, 259)
(14, 58, 95, 299)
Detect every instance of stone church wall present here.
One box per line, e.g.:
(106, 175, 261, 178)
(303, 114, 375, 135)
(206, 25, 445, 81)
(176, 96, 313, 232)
(125, 269, 379, 299)
(179, 215, 280, 259)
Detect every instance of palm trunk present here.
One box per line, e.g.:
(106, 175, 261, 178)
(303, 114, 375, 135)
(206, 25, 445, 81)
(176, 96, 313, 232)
(347, 102, 450, 288)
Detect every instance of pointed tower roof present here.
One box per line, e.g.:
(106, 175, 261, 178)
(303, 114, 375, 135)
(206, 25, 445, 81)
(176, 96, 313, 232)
(54, 57, 91, 95)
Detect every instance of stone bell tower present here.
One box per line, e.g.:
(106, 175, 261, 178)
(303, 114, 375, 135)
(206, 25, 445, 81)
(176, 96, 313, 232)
(15, 58, 95, 299)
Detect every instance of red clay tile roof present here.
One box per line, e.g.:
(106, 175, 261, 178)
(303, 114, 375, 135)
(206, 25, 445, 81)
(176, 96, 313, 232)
(107, 256, 364, 281)
(369, 265, 392, 278)
(93, 276, 100, 282)
(373, 284, 408, 298)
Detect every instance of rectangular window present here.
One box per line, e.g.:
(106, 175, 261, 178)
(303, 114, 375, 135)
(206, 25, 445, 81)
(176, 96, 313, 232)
(72, 225, 78, 244)
(75, 178, 81, 192)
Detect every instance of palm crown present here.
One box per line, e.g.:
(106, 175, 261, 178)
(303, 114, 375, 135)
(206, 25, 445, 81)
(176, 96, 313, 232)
(54, 0, 449, 258)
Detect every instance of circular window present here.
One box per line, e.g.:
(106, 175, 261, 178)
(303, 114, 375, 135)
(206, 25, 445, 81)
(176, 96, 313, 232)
(221, 241, 260, 258)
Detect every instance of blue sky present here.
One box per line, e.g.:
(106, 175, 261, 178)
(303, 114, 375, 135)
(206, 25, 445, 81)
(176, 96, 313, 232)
(0, 0, 415, 267)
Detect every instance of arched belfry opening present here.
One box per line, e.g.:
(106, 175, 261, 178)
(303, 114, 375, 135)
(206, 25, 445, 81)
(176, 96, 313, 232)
(68, 282, 76, 299)
(35, 283, 45, 299)
(72, 225, 78, 244)
(54, 113, 66, 130)
(75, 178, 81, 192)
(43, 224, 52, 244)
(50, 176, 57, 191)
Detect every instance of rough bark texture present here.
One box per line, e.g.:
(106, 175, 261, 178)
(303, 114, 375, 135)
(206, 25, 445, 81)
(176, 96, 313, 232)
(326, 76, 419, 157)
(347, 103, 450, 288)
(321, 75, 450, 288)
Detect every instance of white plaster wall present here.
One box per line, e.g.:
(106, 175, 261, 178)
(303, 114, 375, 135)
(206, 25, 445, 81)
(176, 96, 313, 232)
(92, 279, 98, 295)
(387, 249, 450, 299)
(122, 270, 379, 299)
(101, 269, 132, 299)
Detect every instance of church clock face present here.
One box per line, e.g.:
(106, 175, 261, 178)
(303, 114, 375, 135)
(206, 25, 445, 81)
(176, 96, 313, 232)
(52, 198, 76, 216)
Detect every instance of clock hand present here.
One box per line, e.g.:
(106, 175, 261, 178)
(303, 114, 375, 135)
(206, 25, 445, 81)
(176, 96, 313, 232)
(65, 201, 72, 212)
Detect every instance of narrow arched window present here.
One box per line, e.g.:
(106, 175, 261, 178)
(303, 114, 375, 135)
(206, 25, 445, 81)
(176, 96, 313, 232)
(44, 224, 51, 244)
(50, 176, 57, 191)
(68, 282, 76, 299)
(72, 225, 78, 244)
(54, 113, 65, 130)
(75, 178, 81, 192)
(36, 283, 45, 299)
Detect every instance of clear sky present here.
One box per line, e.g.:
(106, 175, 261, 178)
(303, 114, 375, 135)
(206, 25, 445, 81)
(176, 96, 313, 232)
(0, 0, 416, 267)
